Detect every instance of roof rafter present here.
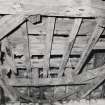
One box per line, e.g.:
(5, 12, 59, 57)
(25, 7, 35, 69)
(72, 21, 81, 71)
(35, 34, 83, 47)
(58, 18, 82, 77)
(0, 15, 27, 40)
(22, 22, 32, 78)
(43, 17, 56, 78)
(76, 18, 105, 74)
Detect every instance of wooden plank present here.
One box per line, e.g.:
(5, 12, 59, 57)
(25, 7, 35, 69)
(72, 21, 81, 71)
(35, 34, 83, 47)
(19, 41, 105, 56)
(43, 17, 56, 77)
(0, 0, 105, 17)
(0, 15, 26, 40)
(9, 64, 105, 87)
(16, 58, 79, 68)
(9, 77, 71, 87)
(22, 23, 32, 77)
(58, 18, 82, 77)
(75, 19, 105, 74)
(28, 18, 96, 36)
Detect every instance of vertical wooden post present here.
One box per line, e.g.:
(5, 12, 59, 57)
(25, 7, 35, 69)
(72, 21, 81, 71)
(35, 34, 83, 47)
(22, 22, 31, 74)
(43, 17, 56, 78)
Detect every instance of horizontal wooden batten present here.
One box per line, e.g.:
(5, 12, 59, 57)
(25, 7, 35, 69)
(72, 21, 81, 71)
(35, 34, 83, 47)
(13, 42, 105, 56)
(8, 64, 105, 87)
(27, 18, 97, 35)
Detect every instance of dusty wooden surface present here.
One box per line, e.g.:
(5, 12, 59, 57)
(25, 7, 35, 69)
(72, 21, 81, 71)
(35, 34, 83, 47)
(0, 0, 105, 17)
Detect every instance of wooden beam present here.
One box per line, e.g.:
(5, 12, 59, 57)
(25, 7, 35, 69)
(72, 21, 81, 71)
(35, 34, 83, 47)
(43, 17, 56, 77)
(16, 41, 105, 56)
(58, 18, 82, 77)
(0, 0, 105, 17)
(0, 15, 26, 40)
(22, 23, 32, 77)
(9, 77, 72, 87)
(9, 64, 105, 87)
(75, 18, 105, 74)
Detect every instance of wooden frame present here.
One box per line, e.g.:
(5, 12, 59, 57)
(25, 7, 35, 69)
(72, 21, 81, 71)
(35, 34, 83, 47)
(0, 13, 105, 101)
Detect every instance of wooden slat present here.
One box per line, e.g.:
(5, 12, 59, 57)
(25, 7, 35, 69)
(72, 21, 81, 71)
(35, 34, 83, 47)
(28, 18, 96, 35)
(0, 15, 26, 40)
(14, 41, 105, 56)
(58, 18, 82, 77)
(43, 17, 56, 77)
(76, 19, 105, 74)
(22, 23, 32, 76)
(9, 77, 71, 87)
